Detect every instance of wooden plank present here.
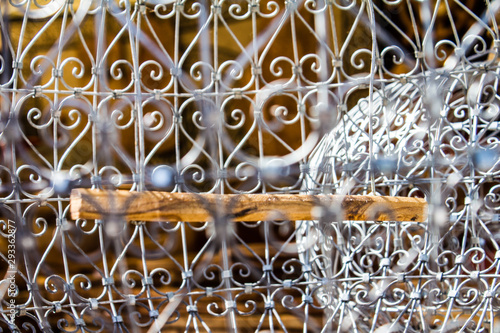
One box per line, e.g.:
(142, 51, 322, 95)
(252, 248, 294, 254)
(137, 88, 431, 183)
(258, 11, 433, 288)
(70, 189, 428, 222)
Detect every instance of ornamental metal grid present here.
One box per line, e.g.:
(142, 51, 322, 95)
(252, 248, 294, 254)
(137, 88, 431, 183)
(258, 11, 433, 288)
(0, 0, 499, 332)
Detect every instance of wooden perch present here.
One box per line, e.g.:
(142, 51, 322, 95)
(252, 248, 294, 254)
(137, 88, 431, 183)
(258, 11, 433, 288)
(70, 189, 427, 223)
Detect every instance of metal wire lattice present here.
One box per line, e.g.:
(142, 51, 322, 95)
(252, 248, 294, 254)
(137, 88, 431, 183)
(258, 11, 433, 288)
(0, 0, 499, 332)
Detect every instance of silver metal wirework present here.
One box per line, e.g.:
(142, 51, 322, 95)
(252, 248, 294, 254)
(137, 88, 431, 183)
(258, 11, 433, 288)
(0, 0, 499, 331)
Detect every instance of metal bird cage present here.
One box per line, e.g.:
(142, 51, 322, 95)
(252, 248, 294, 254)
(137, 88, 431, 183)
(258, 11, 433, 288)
(0, 0, 500, 332)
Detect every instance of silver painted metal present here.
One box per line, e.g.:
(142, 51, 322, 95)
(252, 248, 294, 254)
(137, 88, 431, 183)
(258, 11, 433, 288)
(0, 0, 499, 332)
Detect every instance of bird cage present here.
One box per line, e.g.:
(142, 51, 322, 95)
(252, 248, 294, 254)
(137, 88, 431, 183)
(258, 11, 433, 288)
(0, 0, 499, 332)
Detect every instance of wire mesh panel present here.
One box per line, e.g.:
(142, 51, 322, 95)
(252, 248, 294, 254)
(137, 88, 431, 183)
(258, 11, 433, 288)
(0, 0, 499, 332)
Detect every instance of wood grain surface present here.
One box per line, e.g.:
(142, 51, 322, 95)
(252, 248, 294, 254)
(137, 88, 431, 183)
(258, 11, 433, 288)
(70, 189, 428, 222)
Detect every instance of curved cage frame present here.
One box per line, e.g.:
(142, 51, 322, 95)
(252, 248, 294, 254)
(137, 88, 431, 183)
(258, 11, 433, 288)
(0, 0, 499, 332)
